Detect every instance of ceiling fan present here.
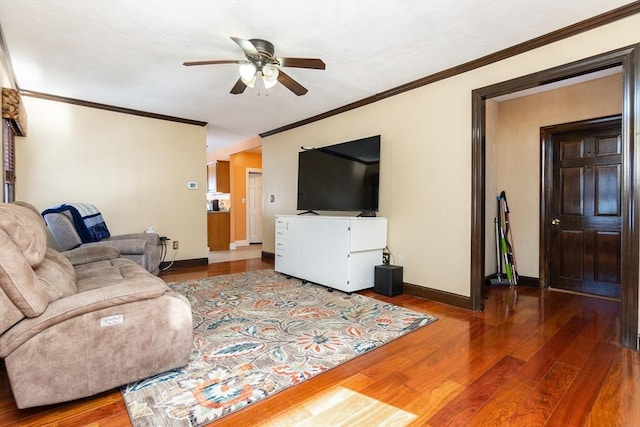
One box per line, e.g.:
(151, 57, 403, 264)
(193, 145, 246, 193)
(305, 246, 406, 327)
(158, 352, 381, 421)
(183, 36, 325, 96)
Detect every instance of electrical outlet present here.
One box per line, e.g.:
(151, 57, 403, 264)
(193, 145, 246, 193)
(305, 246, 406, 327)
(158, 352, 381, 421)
(173, 241, 179, 250)
(397, 254, 405, 266)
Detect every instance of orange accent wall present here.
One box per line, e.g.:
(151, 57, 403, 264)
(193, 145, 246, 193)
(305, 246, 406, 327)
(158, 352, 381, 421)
(229, 151, 262, 244)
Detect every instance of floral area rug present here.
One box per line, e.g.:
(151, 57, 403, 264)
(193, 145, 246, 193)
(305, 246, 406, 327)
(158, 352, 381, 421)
(122, 269, 437, 426)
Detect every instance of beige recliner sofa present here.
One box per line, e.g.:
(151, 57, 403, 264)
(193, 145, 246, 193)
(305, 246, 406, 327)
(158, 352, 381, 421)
(42, 207, 161, 275)
(0, 203, 193, 409)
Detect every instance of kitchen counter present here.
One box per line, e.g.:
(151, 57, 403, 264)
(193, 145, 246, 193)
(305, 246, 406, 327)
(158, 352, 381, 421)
(207, 211, 230, 250)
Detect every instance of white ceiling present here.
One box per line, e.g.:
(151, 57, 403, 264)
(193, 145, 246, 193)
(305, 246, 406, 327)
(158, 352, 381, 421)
(0, 1, 634, 154)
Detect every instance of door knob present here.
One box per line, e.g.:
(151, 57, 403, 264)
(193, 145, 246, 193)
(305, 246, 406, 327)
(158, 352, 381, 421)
(551, 218, 561, 225)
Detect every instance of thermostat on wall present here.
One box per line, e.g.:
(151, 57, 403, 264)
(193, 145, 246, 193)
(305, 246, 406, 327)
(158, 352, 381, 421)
(187, 181, 198, 190)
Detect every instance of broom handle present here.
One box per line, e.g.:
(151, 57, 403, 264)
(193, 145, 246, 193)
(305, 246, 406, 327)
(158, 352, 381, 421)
(494, 217, 502, 275)
(500, 191, 518, 286)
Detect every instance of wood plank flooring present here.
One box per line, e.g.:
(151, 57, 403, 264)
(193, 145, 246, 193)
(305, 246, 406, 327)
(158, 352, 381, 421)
(2, 258, 640, 426)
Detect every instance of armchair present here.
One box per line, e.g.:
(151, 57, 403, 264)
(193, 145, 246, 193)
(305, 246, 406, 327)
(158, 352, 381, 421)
(42, 204, 161, 275)
(0, 202, 193, 408)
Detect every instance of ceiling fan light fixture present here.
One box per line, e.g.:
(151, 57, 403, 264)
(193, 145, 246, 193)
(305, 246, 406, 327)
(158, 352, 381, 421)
(243, 75, 257, 88)
(262, 64, 279, 89)
(239, 62, 257, 85)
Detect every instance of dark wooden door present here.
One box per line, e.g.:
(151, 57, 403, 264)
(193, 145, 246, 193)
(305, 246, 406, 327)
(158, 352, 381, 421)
(549, 117, 622, 298)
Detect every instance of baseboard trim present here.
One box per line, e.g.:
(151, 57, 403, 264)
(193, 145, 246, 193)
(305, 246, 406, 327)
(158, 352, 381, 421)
(262, 251, 275, 260)
(518, 276, 539, 287)
(403, 282, 472, 309)
(160, 257, 208, 269)
(484, 274, 539, 287)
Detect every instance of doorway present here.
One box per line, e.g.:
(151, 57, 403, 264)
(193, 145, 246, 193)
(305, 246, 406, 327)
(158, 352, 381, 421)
(247, 170, 263, 244)
(542, 116, 622, 299)
(471, 45, 640, 349)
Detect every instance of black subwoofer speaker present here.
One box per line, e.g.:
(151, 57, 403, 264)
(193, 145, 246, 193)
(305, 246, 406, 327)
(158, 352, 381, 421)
(374, 265, 403, 296)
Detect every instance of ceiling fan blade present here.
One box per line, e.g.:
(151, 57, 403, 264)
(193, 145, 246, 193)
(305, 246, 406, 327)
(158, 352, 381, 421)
(230, 78, 247, 94)
(277, 70, 308, 96)
(278, 57, 326, 70)
(183, 59, 243, 66)
(231, 36, 259, 56)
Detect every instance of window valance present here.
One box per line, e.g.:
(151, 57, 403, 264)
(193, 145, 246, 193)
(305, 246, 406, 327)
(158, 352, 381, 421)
(2, 88, 27, 136)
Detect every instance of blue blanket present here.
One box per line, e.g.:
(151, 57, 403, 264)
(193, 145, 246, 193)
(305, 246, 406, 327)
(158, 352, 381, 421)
(42, 203, 111, 243)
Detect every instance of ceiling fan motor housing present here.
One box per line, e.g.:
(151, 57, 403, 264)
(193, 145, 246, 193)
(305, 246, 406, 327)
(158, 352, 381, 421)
(249, 39, 275, 58)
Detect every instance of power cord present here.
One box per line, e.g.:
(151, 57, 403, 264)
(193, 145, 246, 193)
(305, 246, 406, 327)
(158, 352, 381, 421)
(161, 248, 178, 272)
(382, 246, 391, 265)
(159, 236, 168, 264)
(159, 236, 177, 272)
(383, 246, 393, 265)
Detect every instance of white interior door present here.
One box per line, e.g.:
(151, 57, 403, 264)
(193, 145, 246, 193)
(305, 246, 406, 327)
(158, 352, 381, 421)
(248, 172, 263, 243)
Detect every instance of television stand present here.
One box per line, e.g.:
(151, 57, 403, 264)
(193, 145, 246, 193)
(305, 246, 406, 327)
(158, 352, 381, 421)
(275, 215, 387, 293)
(357, 210, 377, 217)
(297, 210, 320, 215)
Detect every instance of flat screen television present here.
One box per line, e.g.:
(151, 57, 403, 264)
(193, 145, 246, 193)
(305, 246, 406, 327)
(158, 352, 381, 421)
(297, 135, 380, 215)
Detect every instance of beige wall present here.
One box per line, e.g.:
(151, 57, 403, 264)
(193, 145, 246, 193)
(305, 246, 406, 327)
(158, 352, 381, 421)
(15, 96, 208, 261)
(263, 14, 640, 298)
(208, 135, 261, 163)
(229, 150, 262, 245)
(1, 68, 8, 87)
(491, 74, 623, 278)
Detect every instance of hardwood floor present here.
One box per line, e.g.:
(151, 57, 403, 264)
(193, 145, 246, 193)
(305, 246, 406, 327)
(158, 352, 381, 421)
(2, 258, 640, 426)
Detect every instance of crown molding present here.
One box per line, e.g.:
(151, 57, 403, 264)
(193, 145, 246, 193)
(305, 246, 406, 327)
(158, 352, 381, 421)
(261, 1, 640, 138)
(19, 89, 207, 127)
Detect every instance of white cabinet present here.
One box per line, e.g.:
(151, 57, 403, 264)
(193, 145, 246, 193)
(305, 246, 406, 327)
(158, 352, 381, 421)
(275, 215, 387, 293)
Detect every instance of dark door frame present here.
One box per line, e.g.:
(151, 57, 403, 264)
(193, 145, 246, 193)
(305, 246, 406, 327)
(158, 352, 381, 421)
(470, 44, 640, 349)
